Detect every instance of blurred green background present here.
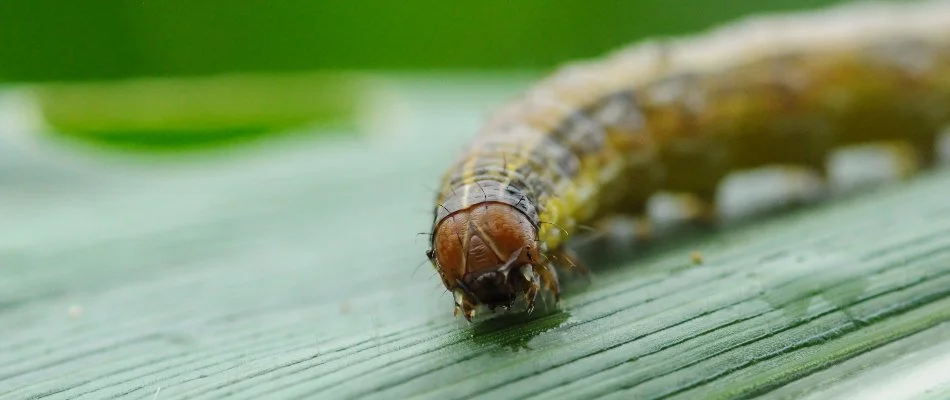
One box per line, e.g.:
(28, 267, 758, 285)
(0, 0, 858, 149)
(1, 0, 849, 82)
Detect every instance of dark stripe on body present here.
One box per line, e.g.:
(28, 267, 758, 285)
(434, 180, 541, 228)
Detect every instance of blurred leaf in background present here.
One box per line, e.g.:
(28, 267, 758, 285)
(32, 73, 368, 150)
(0, 0, 849, 149)
(1, 0, 850, 81)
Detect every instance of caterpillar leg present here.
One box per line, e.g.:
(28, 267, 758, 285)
(519, 265, 543, 313)
(679, 191, 718, 225)
(520, 262, 562, 313)
(649, 191, 717, 227)
(519, 263, 561, 313)
(538, 263, 561, 302)
(582, 214, 655, 259)
(453, 289, 479, 321)
(598, 213, 654, 243)
(549, 247, 591, 279)
(826, 140, 922, 194)
(716, 165, 825, 221)
(573, 214, 651, 248)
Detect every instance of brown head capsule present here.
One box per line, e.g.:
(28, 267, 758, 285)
(428, 202, 547, 321)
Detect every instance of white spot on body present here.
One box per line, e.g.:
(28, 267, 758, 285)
(826, 142, 919, 194)
(717, 166, 826, 221)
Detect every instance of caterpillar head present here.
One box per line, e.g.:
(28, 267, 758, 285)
(428, 202, 543, 321)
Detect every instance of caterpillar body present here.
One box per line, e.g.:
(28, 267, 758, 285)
(425, 0, 950, 321)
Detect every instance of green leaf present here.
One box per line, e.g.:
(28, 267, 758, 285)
(2, 77, 950, 399)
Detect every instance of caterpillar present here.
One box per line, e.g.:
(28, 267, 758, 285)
(425, 0, 950, 321)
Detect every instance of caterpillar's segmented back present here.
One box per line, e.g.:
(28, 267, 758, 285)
(426, 0, 950, 321)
